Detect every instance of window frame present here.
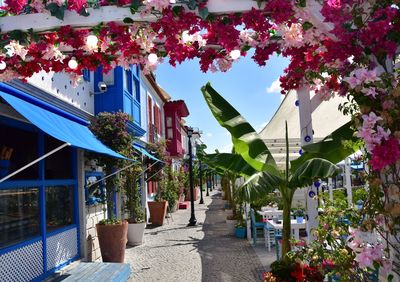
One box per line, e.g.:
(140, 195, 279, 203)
(0, 115, 78, 252)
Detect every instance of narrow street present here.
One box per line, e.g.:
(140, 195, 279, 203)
(126, 190, 267, 282)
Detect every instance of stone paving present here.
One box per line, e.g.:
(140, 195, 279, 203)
(126, 190, 267, 282)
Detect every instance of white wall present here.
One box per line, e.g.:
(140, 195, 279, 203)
(27, 71, 95, 115)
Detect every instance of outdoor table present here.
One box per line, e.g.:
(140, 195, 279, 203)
(257, 210, 283, 221)
(266, 219, 306, 240)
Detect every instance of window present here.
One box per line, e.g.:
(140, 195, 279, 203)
(166, 117, 172, 127)
(124, 70, 131, 92)
(167, 128, 173, 139)
(82, 69, 90, 82)
(0, 123, 39, 180)
(0, 188, 40, 248)
(45, 136, 72, 179)
(46, 186, 73, 232)
(103, 70, 114, 85)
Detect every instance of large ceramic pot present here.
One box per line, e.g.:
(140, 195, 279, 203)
(96, 221, 128, 262)
(127, 222, 146, 246)
(148, 201, 168, 226)
(185, 187, 199, 201)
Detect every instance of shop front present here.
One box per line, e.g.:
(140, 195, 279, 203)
(0, 87, 126, 281)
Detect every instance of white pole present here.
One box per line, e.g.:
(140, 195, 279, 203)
(0, 142, 71, 183)
(297, 87, 318, 243)
(328, 177, 333, 201)
(345, 157, 352, 207)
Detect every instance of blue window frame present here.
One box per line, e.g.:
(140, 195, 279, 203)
(0, 115, 79, 278)
(82, 69, 90, 82)
(84, 171, 105, 206)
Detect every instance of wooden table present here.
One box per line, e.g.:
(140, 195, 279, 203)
(266, 219, 306, 240)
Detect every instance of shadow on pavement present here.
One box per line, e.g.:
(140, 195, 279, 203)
(198, 194, 267, 282)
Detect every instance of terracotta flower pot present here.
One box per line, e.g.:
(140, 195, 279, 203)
(148, 201, 168, 226)
(96, 221, 128, 262)
(185, 188, 199, 201)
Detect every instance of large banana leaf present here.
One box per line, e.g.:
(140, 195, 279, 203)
(290, 121, 359, 173)
(289, 158, 339, 188)
(202, 153, 257, 177)
(235, 171, 284, 203)
(201, 83, 277, 173)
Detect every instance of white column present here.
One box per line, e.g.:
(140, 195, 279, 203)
(328, 177, 333, 201)
(345, 157, 353, 206)
(76, 149, 87, 260)
(297, 87, 318, 242)
(245, 203, 252, 240)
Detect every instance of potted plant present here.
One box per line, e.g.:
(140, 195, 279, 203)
(89, 112, 134, 262)
(124, 166, 146, 246)
(294, 208, 305, 223)
(235, 208, 246, 238)
(146, 140, 169, 225)
(226, 214, 237, 234)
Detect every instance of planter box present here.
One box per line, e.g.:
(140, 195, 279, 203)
(235, 227, 246, 238)
(148, 201, 168, 226)
(96, 221, 128, 262)
(184, 187, 199, 201)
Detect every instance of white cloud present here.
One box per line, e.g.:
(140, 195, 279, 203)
(206, 132, 213, 137)
(266, 78, 281, 94)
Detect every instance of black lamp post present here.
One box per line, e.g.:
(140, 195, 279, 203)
(206, 170, 210, 197)
(199, 159, 204, 204)
(212, 172, 215, 190)
(187, 127, 197, 226)
(209, 172, 213, 191)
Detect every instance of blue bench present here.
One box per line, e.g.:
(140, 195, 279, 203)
(51, 262, 131, 282)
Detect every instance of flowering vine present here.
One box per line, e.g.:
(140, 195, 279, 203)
(1, 0, 400, 277)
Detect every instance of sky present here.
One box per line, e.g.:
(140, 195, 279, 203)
(155, 53, 289, 153)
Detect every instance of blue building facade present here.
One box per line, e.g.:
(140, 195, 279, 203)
(94, 65, 146, 137)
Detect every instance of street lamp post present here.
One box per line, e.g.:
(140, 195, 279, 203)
(187, 127, 197, 226)
(206, 170, 210, 197)
(208, 171, 213, 191)
(199, 160, 204, 204)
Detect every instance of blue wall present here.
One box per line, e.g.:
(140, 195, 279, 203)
(94, 65, 145, 136)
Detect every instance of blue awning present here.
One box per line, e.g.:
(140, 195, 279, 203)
(133, 143, 161, 162)
(0, 92, 128, 160)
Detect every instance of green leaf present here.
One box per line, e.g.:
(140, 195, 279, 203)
(187, 0, 197, 10)
(289, 158, 339, 188)
(46, 3, 66, 20)
(8, 30, 28, 44)
(201, 82, 277, 173)
(123, 17, 134, 24)
(290, 121, 358, 173)
(198, 7, 209, 20)
(172, 5, 183, 16)
(79, 7, 90, 17)
(202, 153, 257, 177)
(302, 21, 313, 31)
(130, 0, 142, 13)
(235, 171, 284, 203)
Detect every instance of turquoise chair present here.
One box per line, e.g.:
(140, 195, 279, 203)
(250, 208, 265, 245)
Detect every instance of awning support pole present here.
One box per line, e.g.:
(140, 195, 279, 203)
(0, 142, 71, 183)
(146, 167, 163, 182)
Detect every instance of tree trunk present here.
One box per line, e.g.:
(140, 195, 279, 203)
(281, 198, 292, 259)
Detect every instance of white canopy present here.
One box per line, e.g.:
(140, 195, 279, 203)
(259, 92, 351, 167)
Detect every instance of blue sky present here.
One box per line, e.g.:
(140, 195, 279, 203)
(155, 54, 289, 153)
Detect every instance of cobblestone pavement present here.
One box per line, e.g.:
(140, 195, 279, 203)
(126, 190, 267, 282)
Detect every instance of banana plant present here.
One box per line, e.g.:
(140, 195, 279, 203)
(201, 82, 357, 258)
